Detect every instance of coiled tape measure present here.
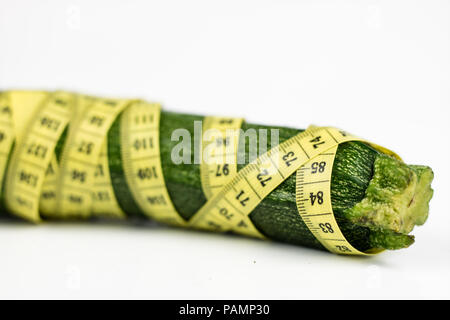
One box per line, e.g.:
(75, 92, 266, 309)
(0, 90, 401, 255)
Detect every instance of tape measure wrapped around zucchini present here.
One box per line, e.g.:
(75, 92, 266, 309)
(0, 91, 434, 255)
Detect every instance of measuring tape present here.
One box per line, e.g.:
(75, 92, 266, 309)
(54, 96, 133, 218)
(191, 126, 358, 239)
(0, 90, 400, 255)
(90, 141, 126, 219)
(198, 116, 249, 232)
(200, 116, 243, 199)
(296, 145, 380, 255)
(119, 101, 185, 226)
(194, 124, 399, 254)
(5, 91, 74, 222)
(0, 92, 15, 202)
(39, 155, 62, 217)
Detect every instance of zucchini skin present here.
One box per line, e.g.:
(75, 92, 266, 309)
(242, 124, 376, 251)
(0, 95, 431, 252)
(108, 111, 378, 251)
(108, 115, 146, 218)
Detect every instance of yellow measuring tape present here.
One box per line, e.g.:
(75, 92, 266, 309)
(200, 116, 243, 200)
(196, 121, 399, 254)
(120, 101, 185, 226)
(0, 93, 14, 198)
(90, 140, 126, 219)
(0, 90, 400, 255)
(54, 96, 132, 218)
(0, 92, 15, 200)
(192, 126, 358, 239)
(5, 91, 74, 222)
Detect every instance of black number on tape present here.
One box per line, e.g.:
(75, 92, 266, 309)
(311, 161, 326, 174)
(90, 115, 105, 127)
(16, 196, 32, 208)
(147, 195, 167, 205)
(309, 191, 324, 206)
(134, 114, 154, 125)
(207, 220, 222, 231)
(94, 164, 104, 177)
(319, 222, 334, 233)
(95, 191, 110, 201)
(219, 119, 233, 125)
(42, 191, 55, 199)
(236, 190, 250, 207)
(103, 100, 117, 107)
(219, 207, 234, 220)
(237, 219, 248, 228)
(310, 136, 325, 149)
(336, 245, 351, 253)
(46, 163, 55, 176)
(282, 151, 297, 167)
(72, 169, 86, 183)
(40, 117, 61, 131)
(27, 143, 48, 159)
(133, 137, 154, 151)
(215, 164, 230, 177)
(54, 98, 67, 106)
(137, 166, 158, 180)
(77, 141, 94, 155)
(257, 169, 272, 187)
(1, 106, 11, 114)
(215, 137, 230, 147)
(19, 171, 38, 187)
(69, 194, 83, 203)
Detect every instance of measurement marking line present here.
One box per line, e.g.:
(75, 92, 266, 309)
(302, 213, 332, 217)
(130, 127, 158, 133)
(79, 127, 105, 139)
(18, 158, 48, 171)
(30, 130, 57, 142)
(208, 152, 238, 158)
(67, 157, 97, 168)
(47, 106, 72, 118)
(294, 137, 310, 159)
(65, 185, 93, 194)
(268, 156, 285, 179)
(139, 185, 164, 191)
(325, 129, 339, 143)
(42, 180, 57, 185)
(243, 176, 261, 200)
(223, 197, 246, 217)
(12, 185, 39, 197)
(130, 154, 159, 162)
(299, 179, 330, 186)
(94, 182, 114, 187)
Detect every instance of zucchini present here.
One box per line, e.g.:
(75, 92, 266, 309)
(107, 111, 434, 252)
(0, 90, 433, 252)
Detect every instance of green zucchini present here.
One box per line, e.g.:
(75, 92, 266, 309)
(107, 111, 434, 252)
(0, 104, 433, 253)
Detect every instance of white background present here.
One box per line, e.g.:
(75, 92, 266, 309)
(0, 0, 449, 299)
